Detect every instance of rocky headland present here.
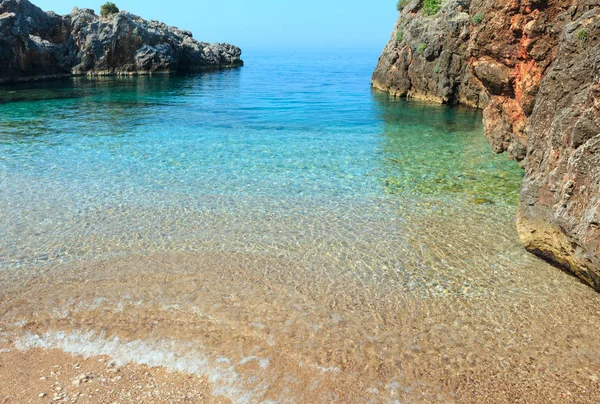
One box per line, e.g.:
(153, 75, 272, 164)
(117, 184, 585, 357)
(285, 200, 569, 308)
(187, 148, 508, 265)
(374, 0, 600, 290)
(0, 0, 243, 84)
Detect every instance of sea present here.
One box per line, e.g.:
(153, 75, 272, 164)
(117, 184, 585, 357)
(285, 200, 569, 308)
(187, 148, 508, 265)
(1, 49, 599, 402)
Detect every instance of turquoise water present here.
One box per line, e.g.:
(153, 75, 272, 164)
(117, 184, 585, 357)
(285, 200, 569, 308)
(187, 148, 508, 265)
(0, 52, 517, 202)
(0, 50, 522, 268)
(2, 50, 600, 403)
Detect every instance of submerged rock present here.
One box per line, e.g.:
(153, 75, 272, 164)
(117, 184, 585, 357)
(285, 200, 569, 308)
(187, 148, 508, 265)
(0, 0, 243, 83)
(374, 0, 600, 290)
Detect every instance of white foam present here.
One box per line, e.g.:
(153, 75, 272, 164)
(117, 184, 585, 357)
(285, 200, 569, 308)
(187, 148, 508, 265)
(15, 330, 270, 403)
(298, 360, 341, 374)
(238, 355, 270, 369)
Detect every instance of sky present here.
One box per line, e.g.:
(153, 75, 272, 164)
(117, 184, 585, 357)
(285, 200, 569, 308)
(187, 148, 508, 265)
(32, 0, 398, 50)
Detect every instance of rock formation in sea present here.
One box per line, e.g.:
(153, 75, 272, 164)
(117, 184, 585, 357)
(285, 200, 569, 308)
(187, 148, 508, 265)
(374, 0, 600, 290)
(0, 0, 243, 83)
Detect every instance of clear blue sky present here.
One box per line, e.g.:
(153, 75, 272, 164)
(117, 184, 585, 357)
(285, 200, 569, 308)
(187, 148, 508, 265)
(33, 0, 397, 50)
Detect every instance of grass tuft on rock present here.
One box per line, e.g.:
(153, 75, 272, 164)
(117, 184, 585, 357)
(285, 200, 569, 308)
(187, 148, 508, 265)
(472, 12, 484, 26)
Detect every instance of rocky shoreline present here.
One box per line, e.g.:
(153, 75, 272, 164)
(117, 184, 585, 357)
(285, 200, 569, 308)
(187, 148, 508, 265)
(373, 0, 600, 291)
(0, 0, 243, 84)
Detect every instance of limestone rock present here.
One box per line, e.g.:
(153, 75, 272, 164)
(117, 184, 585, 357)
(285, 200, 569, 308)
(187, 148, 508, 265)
(0, 0, 72, 82)
(519, 5, 600, 290)
(372, 0, 486, 108)
(0, 0, 243, 83)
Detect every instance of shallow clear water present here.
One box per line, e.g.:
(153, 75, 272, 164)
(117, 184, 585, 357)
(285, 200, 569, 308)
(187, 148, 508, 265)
(1, 50, 599, 403)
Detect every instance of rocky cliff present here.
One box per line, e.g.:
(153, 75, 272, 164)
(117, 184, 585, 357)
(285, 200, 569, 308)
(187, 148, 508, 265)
(374, 0, 600, 290)
(0, 0, 243, 83)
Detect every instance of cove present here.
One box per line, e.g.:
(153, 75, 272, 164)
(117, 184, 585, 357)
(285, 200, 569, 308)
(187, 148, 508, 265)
(1, 49, 599, 403)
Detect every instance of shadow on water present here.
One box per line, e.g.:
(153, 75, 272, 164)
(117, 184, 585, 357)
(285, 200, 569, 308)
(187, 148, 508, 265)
(0, 68, 244, 104)
(371, 91, 523, 205)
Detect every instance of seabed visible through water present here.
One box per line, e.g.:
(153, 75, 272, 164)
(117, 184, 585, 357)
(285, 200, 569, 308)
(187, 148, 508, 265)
(1, 50, 599, 402)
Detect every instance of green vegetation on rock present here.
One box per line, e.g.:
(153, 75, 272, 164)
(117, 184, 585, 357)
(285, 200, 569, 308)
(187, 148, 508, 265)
(396, 30, 404, 42)
(472, 12, 484, 26)
(396, 0, 408, 11)
(423, 0, 441, 16)
(416, 43, 427, 55)
(100, 2, 119, 17)
(578, 29, 588, 42)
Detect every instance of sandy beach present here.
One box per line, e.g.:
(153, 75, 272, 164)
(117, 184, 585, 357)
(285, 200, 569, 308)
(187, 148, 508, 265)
(0, 347, 230, 403)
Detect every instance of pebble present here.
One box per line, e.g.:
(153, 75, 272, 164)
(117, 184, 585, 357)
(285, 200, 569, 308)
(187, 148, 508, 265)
(72, 373, 93, 386)
(39, 393, 46, 398)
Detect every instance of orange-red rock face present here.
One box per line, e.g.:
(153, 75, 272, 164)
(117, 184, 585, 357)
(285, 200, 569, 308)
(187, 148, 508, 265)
(469, 0, 573, 161)
(374, 0, 600, 290)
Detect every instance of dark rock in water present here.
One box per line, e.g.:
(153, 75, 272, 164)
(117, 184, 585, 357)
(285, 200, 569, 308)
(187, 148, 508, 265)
(374, 0, 600, 291)
(0, 0, 243, 83)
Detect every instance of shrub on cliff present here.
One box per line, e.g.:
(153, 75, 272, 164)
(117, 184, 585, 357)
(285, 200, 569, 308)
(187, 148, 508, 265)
(100, 2, 119, 17)
(423, 0, 441, 16)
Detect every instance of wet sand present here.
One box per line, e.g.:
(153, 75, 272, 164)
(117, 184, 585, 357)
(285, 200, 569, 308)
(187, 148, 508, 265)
(1, 246, 599, 403)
